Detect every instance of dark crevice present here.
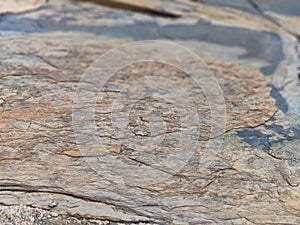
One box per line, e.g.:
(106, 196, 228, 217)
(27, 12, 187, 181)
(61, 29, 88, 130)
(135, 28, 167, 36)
(248, 0, 282, 28)
(248, 0, 264, 16)
(267, 83, 289, 113)
(72, 0, 180, 18)
(248, 0, 300, 38)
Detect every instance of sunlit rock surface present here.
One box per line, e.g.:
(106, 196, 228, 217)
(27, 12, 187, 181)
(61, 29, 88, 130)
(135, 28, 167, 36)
(0, 0, 299, 224)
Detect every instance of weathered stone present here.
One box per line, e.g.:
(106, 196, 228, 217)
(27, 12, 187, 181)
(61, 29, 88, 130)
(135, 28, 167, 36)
(201, 0, 300, 36)
(0, 1, 299, 224)
(0, 205, 131, 225)
(251, 0, 300, 36)
(201, 0, 259, 15)
(0, 0, 47, 15)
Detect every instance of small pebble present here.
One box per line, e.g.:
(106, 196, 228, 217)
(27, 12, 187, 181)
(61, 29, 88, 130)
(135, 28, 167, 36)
(48, 201, 58, 208)
(135, 130, 148, 136)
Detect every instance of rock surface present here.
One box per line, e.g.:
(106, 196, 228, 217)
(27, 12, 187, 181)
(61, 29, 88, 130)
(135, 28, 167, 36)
(0, 205, 113, 225)
(0, 0, 47, 15)
(202, 0, 300, 36)
(0, 0, 299, 224)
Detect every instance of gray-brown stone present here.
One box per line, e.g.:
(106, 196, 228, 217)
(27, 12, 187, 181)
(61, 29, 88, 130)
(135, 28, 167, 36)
(0, 1, 299, 224)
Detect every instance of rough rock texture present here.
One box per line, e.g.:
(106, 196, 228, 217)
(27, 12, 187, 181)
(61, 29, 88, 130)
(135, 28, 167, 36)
(0, 205, 113, 225)
(202, 0, 300, 36)
(0, 0, 47, 15)
(0, 0, 299, 225)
